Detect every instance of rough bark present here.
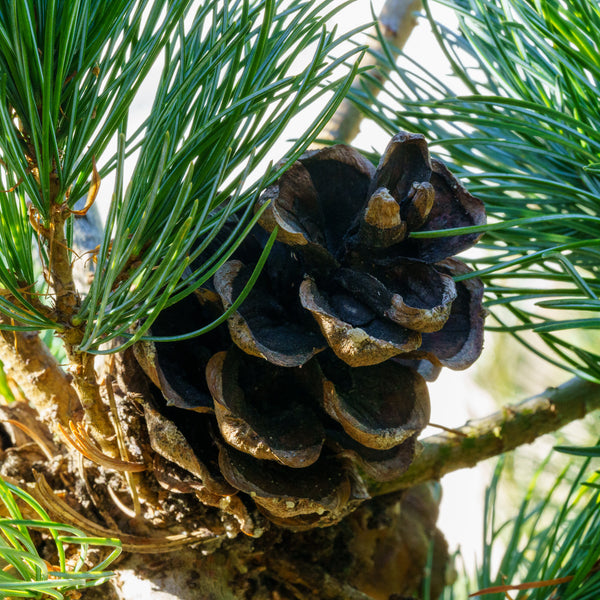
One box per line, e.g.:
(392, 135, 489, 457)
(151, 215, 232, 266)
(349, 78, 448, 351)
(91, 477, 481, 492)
(78, 483, 450, 600)
(49, 205, 117, 453)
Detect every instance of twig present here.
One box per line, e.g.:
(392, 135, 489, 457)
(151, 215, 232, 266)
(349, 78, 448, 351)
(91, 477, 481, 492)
(63, 343, 118, 455)
(47, 202, 79, 323)
(369, 377, 600, 496)
(44, 177, 117, 454)
(320, 0, 423, 144)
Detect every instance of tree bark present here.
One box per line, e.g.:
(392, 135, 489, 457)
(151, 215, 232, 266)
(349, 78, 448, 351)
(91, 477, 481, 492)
(79, 483, 450, 600)
(0, 323, 77, 430)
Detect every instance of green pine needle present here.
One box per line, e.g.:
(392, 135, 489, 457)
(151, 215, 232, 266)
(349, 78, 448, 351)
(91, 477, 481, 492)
(74, 0, 364, 352)
(351, 0, 600, 383)
(439, 452, 600, 600)
(0, 477, 121, 599)
(0, 0, 365, 348)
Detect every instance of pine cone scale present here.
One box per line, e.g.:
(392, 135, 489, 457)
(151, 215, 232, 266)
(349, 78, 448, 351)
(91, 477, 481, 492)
(207, 349, 325, 468)
(138, 131, 486, 531)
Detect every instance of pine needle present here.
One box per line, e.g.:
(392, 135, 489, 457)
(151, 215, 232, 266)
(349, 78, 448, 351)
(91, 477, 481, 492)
(351, 0, 600, 382)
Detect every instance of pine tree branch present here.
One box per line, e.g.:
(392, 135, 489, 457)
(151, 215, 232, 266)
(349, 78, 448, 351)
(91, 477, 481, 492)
(47, 203, 80, 325)
(43, 186, 116, 454)
(369, 377, 600, 496)
(0, 318, 78, 431)
(320, 0, 423, 144)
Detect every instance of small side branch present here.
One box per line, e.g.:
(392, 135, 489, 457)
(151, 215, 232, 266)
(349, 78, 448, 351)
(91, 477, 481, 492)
(321, 0, 423, 144)
(0, 324, 77, 430)
(370, 377, 600, 496)
(42, 183, 117, 455)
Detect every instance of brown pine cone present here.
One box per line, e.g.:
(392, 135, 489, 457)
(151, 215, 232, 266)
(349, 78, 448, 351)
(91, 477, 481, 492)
(135, 132, 486, 531)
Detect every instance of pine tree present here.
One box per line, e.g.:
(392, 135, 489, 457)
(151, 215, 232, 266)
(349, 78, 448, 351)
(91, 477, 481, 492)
(0, 1, 598, 599)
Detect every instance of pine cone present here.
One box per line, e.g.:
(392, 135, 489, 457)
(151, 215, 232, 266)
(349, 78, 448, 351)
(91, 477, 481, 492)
(135, 132, 486, 531)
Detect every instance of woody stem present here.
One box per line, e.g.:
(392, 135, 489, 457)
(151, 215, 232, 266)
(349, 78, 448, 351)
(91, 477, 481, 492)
(368, 377, 600, 496)
(47, 190, 117, 456)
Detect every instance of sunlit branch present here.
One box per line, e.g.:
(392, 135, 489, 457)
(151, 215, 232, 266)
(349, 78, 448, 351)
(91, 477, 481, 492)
(370, 377, 600, 495)
(320, 0, 423, 144)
